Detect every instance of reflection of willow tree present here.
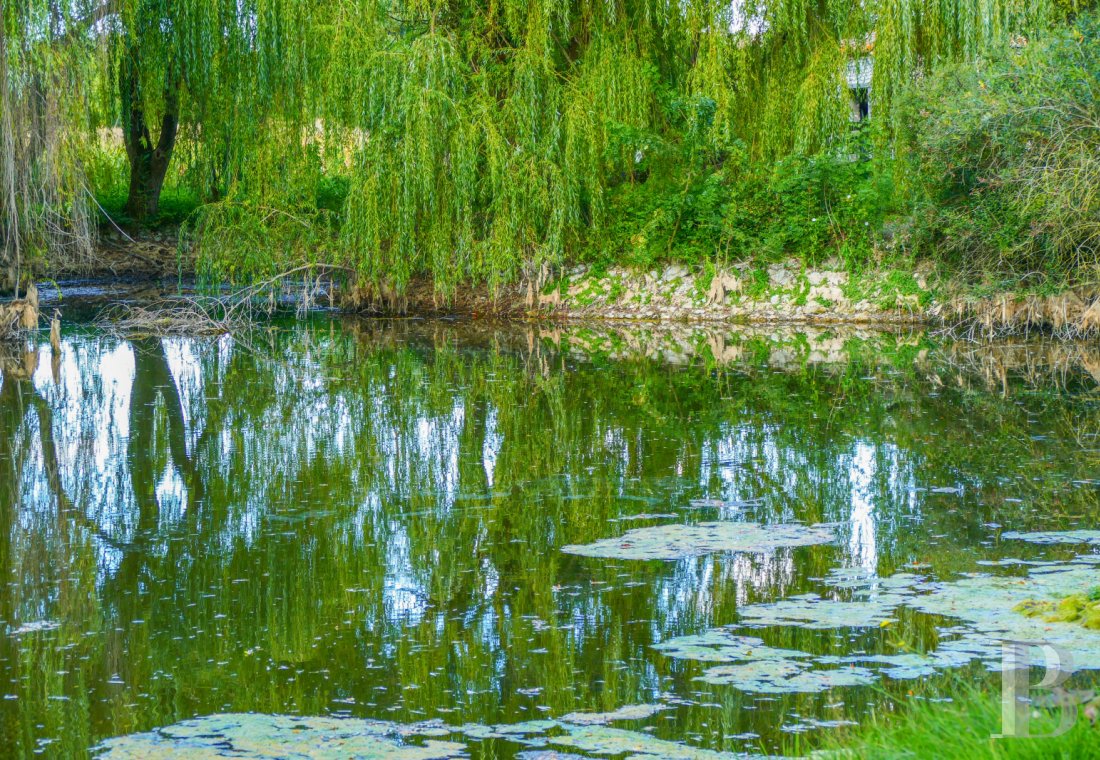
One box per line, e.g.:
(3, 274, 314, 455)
(1, 323, 1099, 755)
(0, 354, 100, 756)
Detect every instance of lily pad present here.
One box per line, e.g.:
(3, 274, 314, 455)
(831, 653, 938, 680)
(654, 631, 812, 663)
(820, 568, 925, 592)
(459, 720, 557, 742)
(549, 724, 766, 759)
(653, 560, 1100, 699)
(561, 522, 835, 560)
(696, 660, 876, 692)
(98, 714, 766, 760)
(737, 593, 906, 630)
(907, 564, 1100, 671)
(560, 704, 669, 725)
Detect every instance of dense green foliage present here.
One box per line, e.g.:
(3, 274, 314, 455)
(900, 12, 1100, 284)
(3, 1, 1098, 295)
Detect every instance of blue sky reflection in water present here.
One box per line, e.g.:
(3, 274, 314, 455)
(0, 319, 1098, 757)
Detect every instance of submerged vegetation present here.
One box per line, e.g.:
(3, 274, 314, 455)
(1, 1, 1099, 300)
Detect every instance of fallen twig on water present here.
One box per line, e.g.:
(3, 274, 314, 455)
(97, 297, 248, 337)
(95, 264, 353, 338)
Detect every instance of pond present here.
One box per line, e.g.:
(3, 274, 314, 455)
(0, 316, 1098, 757)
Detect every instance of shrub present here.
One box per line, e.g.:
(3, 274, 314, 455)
(899, 12, 1100, 284)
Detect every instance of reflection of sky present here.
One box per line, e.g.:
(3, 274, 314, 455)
(384, 526, 429, 625)
(848, 441, 878, 572)
(6, 323, 1099, 756)
(33, 341, 135, 545)
(482, 406, 501, 489)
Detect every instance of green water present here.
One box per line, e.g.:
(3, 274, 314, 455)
(1, 318, 1098, 757)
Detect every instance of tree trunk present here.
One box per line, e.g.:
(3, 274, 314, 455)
(120, 47, 180, 222)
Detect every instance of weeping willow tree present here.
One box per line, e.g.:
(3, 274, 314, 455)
(2, 0, 1074, 293)
(189, 0, 1060, 295)
(99, 0, 322, 219)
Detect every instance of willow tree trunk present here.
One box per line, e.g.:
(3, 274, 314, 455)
(120, 48, 180, 222)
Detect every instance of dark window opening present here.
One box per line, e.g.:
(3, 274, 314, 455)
(854, 88, 870, 120)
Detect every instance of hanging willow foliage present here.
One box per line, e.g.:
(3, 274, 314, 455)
(3, 0, 1074, 294)
(185, 0, 1068, 295)
(0, 0, 102, 292)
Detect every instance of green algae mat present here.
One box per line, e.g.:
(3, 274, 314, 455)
(1, 320, 1098, 758)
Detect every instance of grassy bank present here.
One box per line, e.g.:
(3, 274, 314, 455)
(814, 688, 1099, 759)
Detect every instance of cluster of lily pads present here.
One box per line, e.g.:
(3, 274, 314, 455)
(96, 710, 773, 759)
(565, 522, 1100, 692)
(97, 524, 1100, 757)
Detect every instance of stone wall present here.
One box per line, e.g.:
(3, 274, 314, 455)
(537, 262, 930, 325)
(530, 261, 1100, 336)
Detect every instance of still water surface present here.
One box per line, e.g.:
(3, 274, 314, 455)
(0, 318, 1098, 757)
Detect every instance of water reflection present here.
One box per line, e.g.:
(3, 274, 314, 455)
(0, 319, 1097, 757)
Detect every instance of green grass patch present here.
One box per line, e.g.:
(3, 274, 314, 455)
(814, 686, 1100, 759)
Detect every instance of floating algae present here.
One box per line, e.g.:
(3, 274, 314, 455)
(696, 660, 876, 692)
(561, 522, 835, 560)
(547, 724, 770, 759)
(735, 572, 926, 630)
(559, 704, 669, 725)
(737, 594, 905, 630)
(459, 720, 559, 741)
(1001, 530, 1100, 545)
(95, 714, 467, 759)
(1013, 587, 1100, 631)
(655, 630, 935, 689)
(907, 562, 1100, 671)
(651, 560, 1100, 695)
(654, 632, 813, 664)
(96, 711, 774, 759)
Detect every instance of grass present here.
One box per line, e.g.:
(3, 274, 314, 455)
(813, 686, 1100, 759)
(95, 185, 203, 231)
